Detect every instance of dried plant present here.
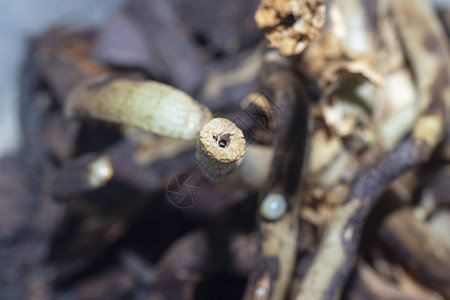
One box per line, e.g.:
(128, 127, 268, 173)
(2, 0, 449, 299)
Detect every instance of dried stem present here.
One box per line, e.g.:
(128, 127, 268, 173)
(65, 75, 212, 140)
(195, 118, 246, 181)
(243, 52, 311, 300)
(52, 139, 196, 202)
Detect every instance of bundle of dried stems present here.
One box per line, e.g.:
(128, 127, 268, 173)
(1, 0, 449, 299)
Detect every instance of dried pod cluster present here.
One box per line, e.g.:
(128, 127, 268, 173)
(255, 0, 326, 55)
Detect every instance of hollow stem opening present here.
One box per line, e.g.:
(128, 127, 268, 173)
(213, 133, 231, 148)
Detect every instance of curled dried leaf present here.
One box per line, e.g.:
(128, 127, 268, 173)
(255, 0, 326, 55)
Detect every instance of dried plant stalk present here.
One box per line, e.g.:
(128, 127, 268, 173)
(65, 75, 213, 140)
(255, 0, 326, 55)
(244, 52, 311, 300)
(195, 118, 246, 181)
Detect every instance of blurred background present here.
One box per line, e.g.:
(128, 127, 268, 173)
(0, 0, 124, 157)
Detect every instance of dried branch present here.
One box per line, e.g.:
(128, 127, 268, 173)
(243, 52, 311, 300)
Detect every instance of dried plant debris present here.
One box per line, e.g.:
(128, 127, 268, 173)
(243, 52, 311, 300)
(297, 0, 450, 297)
(299, 30, 383, 103)
(255, 0, 326, 55)
(4, 0, 450, 299)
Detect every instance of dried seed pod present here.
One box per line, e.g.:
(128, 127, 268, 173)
(195, 118, 246, 181)
(65, 75, 213, 140)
